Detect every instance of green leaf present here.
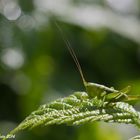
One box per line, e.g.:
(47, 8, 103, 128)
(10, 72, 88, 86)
(2, 91, 140, 140)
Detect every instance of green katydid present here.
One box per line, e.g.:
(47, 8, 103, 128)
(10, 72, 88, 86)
(55, 21, 140, 103)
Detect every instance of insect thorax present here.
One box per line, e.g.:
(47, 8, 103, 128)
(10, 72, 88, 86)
(85, 82, 118, 98)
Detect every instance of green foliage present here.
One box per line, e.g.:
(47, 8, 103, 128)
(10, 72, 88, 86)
(3, 91, 140, 140)
(0, 1, 140, 140)
(129, 135, 140, 140)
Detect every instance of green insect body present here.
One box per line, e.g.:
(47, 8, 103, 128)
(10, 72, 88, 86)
(55, 22, 139, 103)
(85, 82, 118, 97)
(84, 82, 129, 102)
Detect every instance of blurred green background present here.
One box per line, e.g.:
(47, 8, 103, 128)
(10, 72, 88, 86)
(0, 0, 140, 140)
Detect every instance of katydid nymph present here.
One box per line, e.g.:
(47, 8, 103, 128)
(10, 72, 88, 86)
(55, 22, 139, 104)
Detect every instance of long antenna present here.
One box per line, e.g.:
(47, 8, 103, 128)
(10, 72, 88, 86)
(54, 21, 87, 85)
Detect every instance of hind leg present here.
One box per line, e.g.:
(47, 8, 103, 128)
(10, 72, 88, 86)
(106, 92, 128, 105)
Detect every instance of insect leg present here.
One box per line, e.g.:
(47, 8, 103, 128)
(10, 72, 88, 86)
(106, 92, 128, 105)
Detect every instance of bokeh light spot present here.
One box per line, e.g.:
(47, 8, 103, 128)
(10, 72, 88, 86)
(3, 1, 21, 20)
(1, 48, 25, 69)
